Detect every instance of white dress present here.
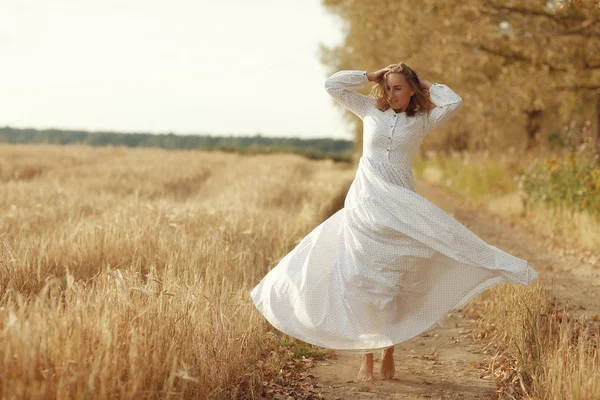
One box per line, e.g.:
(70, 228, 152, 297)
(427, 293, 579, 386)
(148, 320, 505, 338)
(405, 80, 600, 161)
(250, 70, 538, 353)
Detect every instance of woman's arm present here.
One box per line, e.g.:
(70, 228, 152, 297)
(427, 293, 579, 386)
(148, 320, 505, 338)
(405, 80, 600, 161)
(324, 70, 374, 119)
(424, 83, 463, 132)
(413, 69, 463, 132)
(324, 65, 395, 119)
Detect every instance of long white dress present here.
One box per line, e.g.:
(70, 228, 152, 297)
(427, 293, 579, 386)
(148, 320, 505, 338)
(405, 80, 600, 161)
(250, 70, 538, 353)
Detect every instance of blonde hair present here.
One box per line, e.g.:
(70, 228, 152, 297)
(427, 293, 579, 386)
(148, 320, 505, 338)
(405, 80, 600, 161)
(369, 63, 435, 117)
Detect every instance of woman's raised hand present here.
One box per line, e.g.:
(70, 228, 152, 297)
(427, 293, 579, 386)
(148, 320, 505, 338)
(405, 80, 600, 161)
(366, 64, 398, 82)
(411, 68, 432, 89)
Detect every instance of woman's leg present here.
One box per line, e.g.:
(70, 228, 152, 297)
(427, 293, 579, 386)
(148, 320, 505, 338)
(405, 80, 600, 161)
(357, 352, 374, 380)
(380, 346, 395, 379)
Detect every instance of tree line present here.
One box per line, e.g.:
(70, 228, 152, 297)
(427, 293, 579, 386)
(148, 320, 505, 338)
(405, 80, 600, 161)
(0, 127, 355, 162)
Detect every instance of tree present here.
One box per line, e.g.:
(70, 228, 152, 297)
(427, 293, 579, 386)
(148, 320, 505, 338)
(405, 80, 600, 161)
(320, 0, 600, 154)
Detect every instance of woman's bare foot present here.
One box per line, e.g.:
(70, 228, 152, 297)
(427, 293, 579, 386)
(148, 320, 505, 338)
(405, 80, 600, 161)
(380, 346, 395, 379)
(357, 353, 374, 381)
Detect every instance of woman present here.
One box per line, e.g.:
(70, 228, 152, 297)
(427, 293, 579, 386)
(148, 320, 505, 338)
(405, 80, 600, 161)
(250, 63, 537, 381)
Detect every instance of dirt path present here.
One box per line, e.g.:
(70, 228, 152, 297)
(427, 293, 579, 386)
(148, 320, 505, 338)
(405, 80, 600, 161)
(306, 180, 600, 400)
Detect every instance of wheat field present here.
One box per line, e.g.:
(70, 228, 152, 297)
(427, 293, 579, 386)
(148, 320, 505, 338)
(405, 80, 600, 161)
(0, 144, 354, 399)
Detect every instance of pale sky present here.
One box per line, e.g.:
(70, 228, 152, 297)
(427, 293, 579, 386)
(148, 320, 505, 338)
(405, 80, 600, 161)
(1, 0, 353, 139)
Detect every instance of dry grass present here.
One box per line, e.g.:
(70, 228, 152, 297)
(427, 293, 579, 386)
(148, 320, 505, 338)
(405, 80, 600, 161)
(466, 282, 600, 399)
(414, 150, 600, 256)
(0, 144, 354, 399)
(523, 202, 600, 255)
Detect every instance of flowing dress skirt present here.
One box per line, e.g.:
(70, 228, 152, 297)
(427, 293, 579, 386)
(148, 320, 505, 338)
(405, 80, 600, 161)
(250, 156, 538, 352)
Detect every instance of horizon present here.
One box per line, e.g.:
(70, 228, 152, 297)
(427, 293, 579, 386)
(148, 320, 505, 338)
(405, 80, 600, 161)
(0, 125, 354, 142)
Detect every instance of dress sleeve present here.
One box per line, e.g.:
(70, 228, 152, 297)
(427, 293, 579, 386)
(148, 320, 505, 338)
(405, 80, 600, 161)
(324, 70, 375, 120)
(423, 83, 463, 133)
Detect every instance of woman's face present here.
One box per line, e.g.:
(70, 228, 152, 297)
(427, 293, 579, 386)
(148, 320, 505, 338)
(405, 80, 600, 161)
(384, 73, 414, 112)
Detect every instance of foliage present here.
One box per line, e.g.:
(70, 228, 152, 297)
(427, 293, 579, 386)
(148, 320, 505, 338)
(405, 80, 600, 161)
(414, 146, 600, 216)
(0, 126, 354, 163)
(320, 0, 600, 152)
(412, 151, 519, 201)
(518, 150, 600, 215)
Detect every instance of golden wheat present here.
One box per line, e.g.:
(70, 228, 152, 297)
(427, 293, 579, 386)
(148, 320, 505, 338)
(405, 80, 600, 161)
(0, 144, 354, 399)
